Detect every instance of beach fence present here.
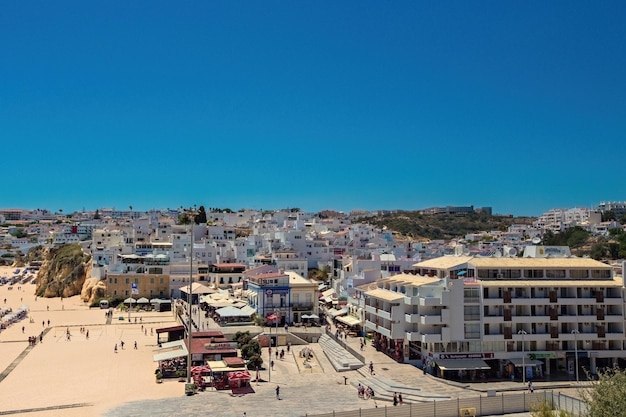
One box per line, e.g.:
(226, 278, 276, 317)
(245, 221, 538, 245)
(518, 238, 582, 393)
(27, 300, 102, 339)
(304, 391, 556, 417)
(550, 391, 588, 417)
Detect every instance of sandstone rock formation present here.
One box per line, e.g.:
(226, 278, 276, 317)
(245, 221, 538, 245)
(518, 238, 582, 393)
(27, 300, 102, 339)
(81, 277, 107, 305)
(35, 244, 92, 298)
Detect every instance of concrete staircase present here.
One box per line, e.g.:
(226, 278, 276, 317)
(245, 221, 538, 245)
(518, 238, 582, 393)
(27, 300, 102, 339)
(352, 366, 451, 404)
(318, 334, 364, 372)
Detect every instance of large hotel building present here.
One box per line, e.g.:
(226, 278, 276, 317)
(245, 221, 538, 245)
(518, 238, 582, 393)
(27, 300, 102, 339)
(362, 246, 624, 380)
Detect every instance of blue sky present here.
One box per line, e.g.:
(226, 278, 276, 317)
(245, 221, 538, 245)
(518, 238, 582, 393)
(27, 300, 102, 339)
(2, 1, 625, 216)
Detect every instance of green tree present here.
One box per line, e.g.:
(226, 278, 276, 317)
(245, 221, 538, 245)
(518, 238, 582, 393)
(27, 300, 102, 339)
(582, 365, 626, 417)
(601, 210, 616, 222)
(194, 206, 207, 224)
(233, 331, 253, 348)
(178, 213, 191, 225)
(247, 353, 263, 371)
(240, 339, 261, 360)
(590, 243, 606, 260)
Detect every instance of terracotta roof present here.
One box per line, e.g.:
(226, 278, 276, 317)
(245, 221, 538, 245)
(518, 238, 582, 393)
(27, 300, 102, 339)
(156, 325, 184, 334)
(192, 331, 225, 339)
(223, 357, 246, 366)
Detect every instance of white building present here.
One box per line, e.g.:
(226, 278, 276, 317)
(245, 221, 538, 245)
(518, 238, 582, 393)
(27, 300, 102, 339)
(364, 249, 624, 382)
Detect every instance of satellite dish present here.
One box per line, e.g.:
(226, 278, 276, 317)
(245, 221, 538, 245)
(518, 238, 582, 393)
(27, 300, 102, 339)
(494, 250, 502, 258)
(463, 248, 470, 256)
(508, 247, 518, 257)
(532, 237, 541, 245)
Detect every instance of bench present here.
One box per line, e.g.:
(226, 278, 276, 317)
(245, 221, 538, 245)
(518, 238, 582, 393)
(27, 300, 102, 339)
(459, 407, 476, 417)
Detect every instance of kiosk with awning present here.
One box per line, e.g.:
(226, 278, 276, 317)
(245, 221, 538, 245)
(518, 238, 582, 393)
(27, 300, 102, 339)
(227, 370, 251, 388)
(435, 359, 491, 380)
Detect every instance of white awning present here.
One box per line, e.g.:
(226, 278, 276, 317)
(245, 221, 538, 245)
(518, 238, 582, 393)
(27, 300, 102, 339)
(510, 358, 543, 367)
(435, 359, 491, 371)
(321, 289, 335, 298)
(336, 315, 361, 326)
(215, 306, 249, 317)
(153, 340, 188, 362)
(329, 307, 348, 318)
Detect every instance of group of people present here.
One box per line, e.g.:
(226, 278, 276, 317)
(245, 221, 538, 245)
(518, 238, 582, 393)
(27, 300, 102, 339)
(392, 392, 403, 406)
(357, 383, 375, 399)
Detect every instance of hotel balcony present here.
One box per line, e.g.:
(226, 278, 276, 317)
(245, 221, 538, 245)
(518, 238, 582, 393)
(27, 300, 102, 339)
(365, 305, 391, 321)
(365, 320, 391, 338)
(291, 303, 314, 311)
(405, 313, 420, 324)
(420, 314, 442, 325)
(483, 315, 503, 324)
(418, 296, 443, 307)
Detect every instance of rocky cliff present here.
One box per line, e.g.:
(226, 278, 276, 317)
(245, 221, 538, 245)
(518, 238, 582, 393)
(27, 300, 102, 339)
(35, 244, 92, 298)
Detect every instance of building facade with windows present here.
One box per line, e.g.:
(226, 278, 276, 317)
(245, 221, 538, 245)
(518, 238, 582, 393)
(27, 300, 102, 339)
(363, 249, 625, 381)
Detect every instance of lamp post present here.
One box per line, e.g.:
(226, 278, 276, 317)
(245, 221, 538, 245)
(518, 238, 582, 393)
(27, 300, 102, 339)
(186, 222, 194, 385)
(268, 314, 272, 383)
(572, 329, 580, 383)
(518, 329, 527, 384)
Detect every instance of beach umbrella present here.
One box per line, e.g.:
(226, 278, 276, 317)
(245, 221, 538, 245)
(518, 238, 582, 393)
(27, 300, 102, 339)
(308, 314, 319, 319)
(301, 314, 311, 319)
(191, 365, 211, 375)
(123, 297, 137, 304)
(137, 297, 150, 304)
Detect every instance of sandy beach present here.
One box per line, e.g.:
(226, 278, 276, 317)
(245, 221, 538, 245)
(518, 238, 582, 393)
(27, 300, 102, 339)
(0, 266, 183, 416)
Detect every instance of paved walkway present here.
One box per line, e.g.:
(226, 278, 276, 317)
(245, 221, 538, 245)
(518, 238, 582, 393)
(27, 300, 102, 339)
(102, 319, 573, 417)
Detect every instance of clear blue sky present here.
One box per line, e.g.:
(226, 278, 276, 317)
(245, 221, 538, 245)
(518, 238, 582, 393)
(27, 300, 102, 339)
(2, 1, 625, 216)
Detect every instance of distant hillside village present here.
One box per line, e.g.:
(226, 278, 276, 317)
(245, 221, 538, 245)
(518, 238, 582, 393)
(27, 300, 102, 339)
(2, 202, 626, 380)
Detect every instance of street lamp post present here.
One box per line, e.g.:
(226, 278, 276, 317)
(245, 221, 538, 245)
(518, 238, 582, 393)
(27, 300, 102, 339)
(518, 329, 527, 384)
(269, 317, 272, 383)
(572, 329, 580, 383)
(186, 222, 194, 386)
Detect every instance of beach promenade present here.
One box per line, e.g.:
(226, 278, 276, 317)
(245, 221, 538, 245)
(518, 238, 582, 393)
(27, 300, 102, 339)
(0, 266, 573, 416)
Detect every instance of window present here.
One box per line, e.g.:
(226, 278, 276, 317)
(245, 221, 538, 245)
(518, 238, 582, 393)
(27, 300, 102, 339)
(546, 270, 566, 278)
(525, 269, 544, 278)
(502, 269, 521, 278)
(478, 269, 499, 278)
(125, 278, 129, 284)
(464, 305, 480, 321)
(150, 278, 154, 284)
(464, 323, 480, 339)
(591, 270, 610, 278)
(464, 287, 480, 302)
(570, 270, 589, 278)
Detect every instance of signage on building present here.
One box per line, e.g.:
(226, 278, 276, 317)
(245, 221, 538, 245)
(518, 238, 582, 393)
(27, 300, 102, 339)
(204, 342, 238, 350)
(438, 353, 494, 359)
(528, 352, 556, 360)
(266, 288, 289, 296)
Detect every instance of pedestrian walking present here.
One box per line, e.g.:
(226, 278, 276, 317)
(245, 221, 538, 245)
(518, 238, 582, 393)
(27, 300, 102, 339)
(393, 392, 398, 406)
(398, 393, 403, 405)
(369, 361, 374, 375)
(134, 341, 137, 349)
(529, 381, 534, 393)
(114, 344, 118, 353)
(120, 340, 125, 349)
(276, 385, 280, 399)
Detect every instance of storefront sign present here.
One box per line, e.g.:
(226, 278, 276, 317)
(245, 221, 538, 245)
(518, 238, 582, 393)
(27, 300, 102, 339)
(438, 353, 494, 359)
(528, 352, 556, 359)
(204, 342, 238, 350)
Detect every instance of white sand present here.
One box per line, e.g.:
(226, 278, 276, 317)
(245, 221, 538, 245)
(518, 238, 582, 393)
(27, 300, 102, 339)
(0, 266, 184, 416)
